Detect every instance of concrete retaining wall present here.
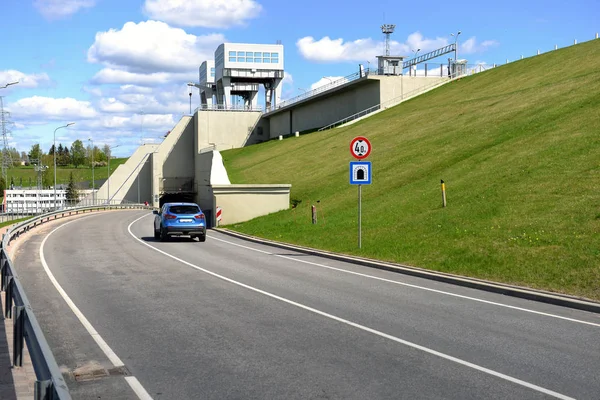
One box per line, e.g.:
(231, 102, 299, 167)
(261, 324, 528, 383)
(212, 184, 291, 226)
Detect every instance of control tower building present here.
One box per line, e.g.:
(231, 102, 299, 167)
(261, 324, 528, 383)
(198, 60, 216, 108)
(214, 43, 284, 110)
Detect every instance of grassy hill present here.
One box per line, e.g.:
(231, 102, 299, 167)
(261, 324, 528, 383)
(221, 39, 600, 301)
(3, 158, 128, 188)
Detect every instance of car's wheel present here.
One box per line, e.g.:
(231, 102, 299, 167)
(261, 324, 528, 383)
(160, 226, 168, 242)
(198, 235, 206, 242)
(154, 227, 160, 239)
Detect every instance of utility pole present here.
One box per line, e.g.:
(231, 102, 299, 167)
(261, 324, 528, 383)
(0, 97, 15, 185)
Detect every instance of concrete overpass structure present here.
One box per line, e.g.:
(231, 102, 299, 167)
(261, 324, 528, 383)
(95, 39, 461, 226)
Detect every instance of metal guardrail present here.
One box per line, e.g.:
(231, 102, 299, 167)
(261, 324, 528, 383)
(0, 203, 150, 400)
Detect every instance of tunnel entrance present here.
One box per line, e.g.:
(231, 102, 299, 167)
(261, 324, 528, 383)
(159, 193, 195, 207)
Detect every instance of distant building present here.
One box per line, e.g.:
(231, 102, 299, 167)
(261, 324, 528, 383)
(2, 189, 96, 213)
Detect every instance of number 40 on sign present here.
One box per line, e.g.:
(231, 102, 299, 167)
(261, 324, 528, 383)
(350, 136, 371, 160)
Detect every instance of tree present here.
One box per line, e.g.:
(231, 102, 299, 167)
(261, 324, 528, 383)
(28, 144, 42, 162)
(0, 176, 5, 194)
(60, 146, 70, 166)
(66, 172, 79, 205)
(71, 140, 86, 168)
(49, 144, 56, 155)
(43, 165, 54, 188)
(103, 144, 112, 161)
(9, 147, 20, 166)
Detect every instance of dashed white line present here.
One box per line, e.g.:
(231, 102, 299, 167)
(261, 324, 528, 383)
(128, 214, 575, 400)
(40, 216, 153, 400)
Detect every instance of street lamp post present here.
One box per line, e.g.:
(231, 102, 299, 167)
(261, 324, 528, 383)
(0, 81, 19, 89)
(412, 49, 421, 76)
(106, 145, 120, 205)
(88, 138, 95, 204)
(451, 31, 461, 62)
(53, 123, 74, 210)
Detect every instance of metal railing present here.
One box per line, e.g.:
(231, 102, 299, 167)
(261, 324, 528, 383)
(318, 77, 454, 131)
(195, 104, 263, 112)
(266, 70, 366, 113)
(0, 204, 150, 400)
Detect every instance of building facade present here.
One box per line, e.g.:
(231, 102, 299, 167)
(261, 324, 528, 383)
(2, 189, 96, 213)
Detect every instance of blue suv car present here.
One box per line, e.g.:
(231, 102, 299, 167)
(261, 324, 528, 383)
(153, 202, 207, 242)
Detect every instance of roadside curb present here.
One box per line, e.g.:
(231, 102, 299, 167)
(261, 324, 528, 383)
(214, 228, 600, 314)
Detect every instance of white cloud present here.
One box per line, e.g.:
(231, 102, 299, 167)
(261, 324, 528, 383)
(310, 76, 345, 91)
(88, 21, 225, 74)
(143, 0, 262, 28)
(90, 68, 192, 85)
(297, 36, 383, 63)
(34, 0, 96, 20)
(297, 31, 497, 63)
(460, 37, 499, 55)
(7, 96, 97, 120)
(0, 70, 52, 88)
(119, 84, 154, 94)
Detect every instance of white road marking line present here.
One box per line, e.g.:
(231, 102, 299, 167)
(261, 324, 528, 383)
(40, 215, 153, 400)
(208, 234, 600, 328)
(128, 214, 575, 400)
(125, 377, 154, 400)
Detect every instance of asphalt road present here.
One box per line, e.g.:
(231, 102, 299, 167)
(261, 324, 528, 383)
(12, 210, 600, 400)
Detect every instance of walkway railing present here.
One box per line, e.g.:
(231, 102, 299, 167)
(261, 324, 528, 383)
(318, 77, 453, 131)
(0, 204, 150, 400)
(195, 104, 263, 112)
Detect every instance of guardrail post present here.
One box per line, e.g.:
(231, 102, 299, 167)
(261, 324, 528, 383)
(34, 379, 53, 400)
(13, 305, 25, 367)
(5, 276, 13, 318)
(0, 255, 6, 291)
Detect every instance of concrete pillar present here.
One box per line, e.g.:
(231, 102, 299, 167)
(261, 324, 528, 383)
(275, 84, 283, 107)
(222, 77, 231, 109)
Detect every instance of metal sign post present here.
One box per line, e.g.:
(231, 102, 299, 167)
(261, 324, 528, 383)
(350, 158, 371, 250)
(350, 137, 372, 248)
(358, 184, 362, 248)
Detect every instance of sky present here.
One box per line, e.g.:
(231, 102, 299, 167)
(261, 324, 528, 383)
(0, 0, 598, 158)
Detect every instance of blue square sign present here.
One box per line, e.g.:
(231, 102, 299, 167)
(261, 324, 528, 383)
(350, 161, 372, 185)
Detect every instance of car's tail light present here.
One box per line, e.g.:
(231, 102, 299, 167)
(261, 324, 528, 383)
(195, 214, 205, 222)
(165, 214, 177, 219)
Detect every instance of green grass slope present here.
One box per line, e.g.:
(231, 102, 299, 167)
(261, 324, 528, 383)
(4, 158, 128, 187)
(222, 40, 600, 301)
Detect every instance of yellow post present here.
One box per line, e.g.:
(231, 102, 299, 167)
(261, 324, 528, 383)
(441, 179, 447, 208)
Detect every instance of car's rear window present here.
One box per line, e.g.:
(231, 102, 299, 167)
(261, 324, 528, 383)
(168, 205, 200, 215)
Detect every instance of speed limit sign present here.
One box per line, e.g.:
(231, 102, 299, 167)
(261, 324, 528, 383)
(350, 136, 371, 159)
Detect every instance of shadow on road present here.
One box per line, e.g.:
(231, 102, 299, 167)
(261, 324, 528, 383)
(140, 236, 197, 243)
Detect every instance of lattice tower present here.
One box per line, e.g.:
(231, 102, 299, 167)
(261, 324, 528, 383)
(0, 96, 14, 184)
(31, 160, 46, 191)
(381, 24, 396, 56)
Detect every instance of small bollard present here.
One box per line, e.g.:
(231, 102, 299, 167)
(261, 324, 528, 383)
(311, 205, 317, 224)
(295, 131, 299, 137)
(441, 179, 447, 208)
(279, 135, 283, 141)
